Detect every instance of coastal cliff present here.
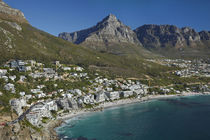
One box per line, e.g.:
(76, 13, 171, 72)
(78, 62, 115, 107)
(0, 119, 63, 140)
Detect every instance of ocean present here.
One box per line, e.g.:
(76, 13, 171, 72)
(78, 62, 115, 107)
(56, 95, 210, 140)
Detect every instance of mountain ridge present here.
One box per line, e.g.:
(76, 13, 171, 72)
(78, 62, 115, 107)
(134, 24, 210, 49)
(59, 14, 141, 48)
(59, 14, 210, 57)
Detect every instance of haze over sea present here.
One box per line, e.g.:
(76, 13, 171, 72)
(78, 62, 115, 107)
(56, 95, 210, 140)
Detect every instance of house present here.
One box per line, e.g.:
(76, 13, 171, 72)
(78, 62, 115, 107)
(37, 85, 45, 89)
(62, 93, 73, 98)
(79, 73, 88, 77)
(106, 87, 113, 92)
(18, 66, 26, 72)
(105, 91, 120, 100)
(19, 76, 26, 82)
(0, 69, 7, 76)
(28, 60, 36, 67)
(71, 89, 82, 96)
(25, 95, 32, 100)
(133, 89, 144, 95)
(31, 89, 43, 94)
(10, 98, 27, 116)
(63, 67, 71, 71)
(74, 66, 84, 72)
(10, 60, 18, 68)
(29, 73, 40, 78)
(70, 73, 78, 77)
(9, 60, 26, 72)
(43, 68, 55, 74)
(19, 92, 25, 96)
(58, 89, 64, 93)
(17, 60, 25, 66)
(129, 85, 141, 91)
(36, 63, 43, 67)
(36, 93, 46, 98)
(9, 75, 16, 81)
(1, 76, 8, 82)
(4, 83, 15, 93)
(25, 66, 32, 71)
(55, 61, 60, 66)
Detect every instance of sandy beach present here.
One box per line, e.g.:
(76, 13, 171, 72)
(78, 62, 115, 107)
(56, 91, 210, 122)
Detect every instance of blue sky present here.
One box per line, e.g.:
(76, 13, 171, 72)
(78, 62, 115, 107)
(4, 0, 210, 36)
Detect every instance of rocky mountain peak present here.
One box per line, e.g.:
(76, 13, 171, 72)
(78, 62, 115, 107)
(105, 14, 118, 22)
(59, 14, 141, 47)
(0, 0, 28, 23)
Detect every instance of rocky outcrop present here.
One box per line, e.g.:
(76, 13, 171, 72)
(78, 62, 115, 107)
(134, 24, 209, 49)
(0, 1, 27, 23)
(199, 31, 210, 40)
(59, 14, 141, 47)
(0, 120, 62, 140)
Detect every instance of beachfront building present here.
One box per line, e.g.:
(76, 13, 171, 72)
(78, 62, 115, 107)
(95, 91, 106, 103)
(45, 100, 58, 111)
(120, 91, 134, 98)
(105, 91, 120, 101)
(80, 94, 94, 105)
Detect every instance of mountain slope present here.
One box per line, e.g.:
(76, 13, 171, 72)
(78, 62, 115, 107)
(0, 1, 172, 79)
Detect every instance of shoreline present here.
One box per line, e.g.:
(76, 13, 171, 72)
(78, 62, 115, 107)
(50, 92, 210, 139)
(57, 91, 210, 121)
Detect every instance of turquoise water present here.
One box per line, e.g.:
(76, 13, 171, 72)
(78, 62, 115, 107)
(56, 95, 210, 140)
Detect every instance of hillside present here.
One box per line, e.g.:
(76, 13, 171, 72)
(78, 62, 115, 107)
(0, 1, 172, 79)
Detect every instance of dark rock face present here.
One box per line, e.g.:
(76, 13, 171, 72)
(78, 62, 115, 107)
(134, 25, 205, 49)
(59, 14, 141, 47)
(199, 31, 210, 40)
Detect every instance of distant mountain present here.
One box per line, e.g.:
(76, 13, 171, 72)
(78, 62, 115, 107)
(59, 14, 141, 49)
(134, 24, 210, 57)
(134, 24, 210, 49)
(59, 14, 210, 57)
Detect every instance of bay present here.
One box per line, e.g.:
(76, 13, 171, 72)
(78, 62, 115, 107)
(56, 95, 210, 140)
